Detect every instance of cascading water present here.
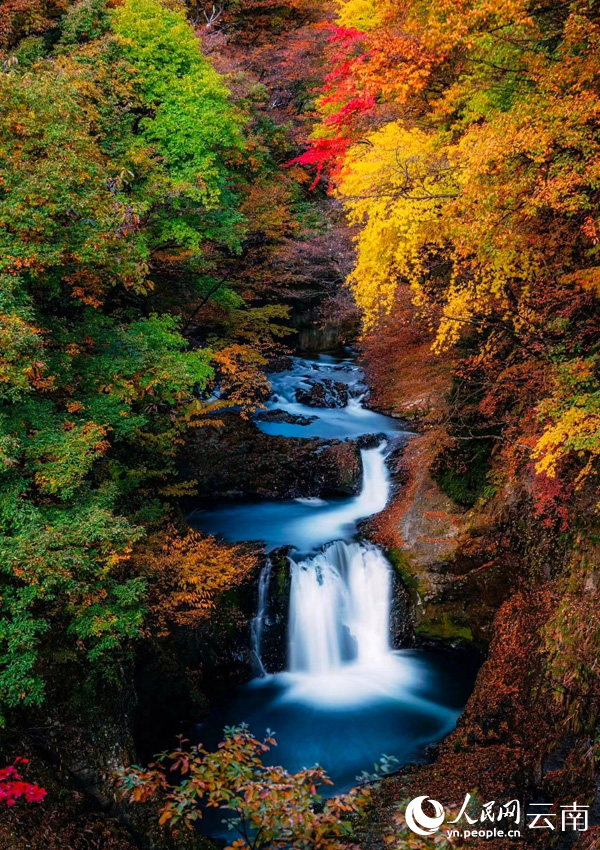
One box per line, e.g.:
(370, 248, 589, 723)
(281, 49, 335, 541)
(254, 354, 402, 441)
(189, 442, 394, 553)
(288, 541, 392, 674)
(194, 352, 479, 793)
(249, 443, 421, 709)
(249, 443, 394, 678)
(251, 558, 272, 677)
(286, 442, 393, 676)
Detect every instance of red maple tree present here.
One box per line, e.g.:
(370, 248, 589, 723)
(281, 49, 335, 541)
(0, 759, 46, 807)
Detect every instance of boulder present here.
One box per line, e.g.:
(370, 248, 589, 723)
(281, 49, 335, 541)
(256, 409, 317, 425)
(265, 354, 294, 373)
(295, 378, 349, 408)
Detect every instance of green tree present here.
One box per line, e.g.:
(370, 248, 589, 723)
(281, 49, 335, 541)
(0, 0, 249, 721)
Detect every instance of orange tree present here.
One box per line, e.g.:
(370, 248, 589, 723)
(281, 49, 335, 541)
(117, 724, 369, 850)
(131, 528, 260, 636)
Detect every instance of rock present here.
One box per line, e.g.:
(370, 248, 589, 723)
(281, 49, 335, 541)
(381, 430, 523, 646)
(265, 354, 294, 373)
(256, 548, 291, 674)
(394, 433, 465, 573)
(182, 413, 362, 500)
(255, 409, 317, 425)
(356, 432, 388, 449)
(423, 742, 440, 759)
(295, 378, 349, 408)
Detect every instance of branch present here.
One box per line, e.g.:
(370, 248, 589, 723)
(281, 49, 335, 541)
(182, 277, 228, 332)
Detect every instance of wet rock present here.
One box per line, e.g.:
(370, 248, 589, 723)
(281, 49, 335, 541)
(256, 549, 291, 674)
(182, 413, 362, 500)
(356, 432, 388, 449)
(423, 742, 440, 760)
(389, 569, 414, 648)
(265, 354, 294, 373)
(255, 409, 317, 426)
(394, 434, 466, 574)
(295, 377, 349, 408)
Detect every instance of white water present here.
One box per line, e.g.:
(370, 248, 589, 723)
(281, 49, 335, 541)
(255, 354, 404, 440)
(244, 439, 392, 678)
(234, 439, 411, 707)
(287, 439, 391, 669)
(289, 442, 390, 547)
(195, 353, 441, 709)
(267, 442, 417, 709)
(196, 351, 478, 794)
(251, 558, 273, 677)
(289, 541, 392, 674)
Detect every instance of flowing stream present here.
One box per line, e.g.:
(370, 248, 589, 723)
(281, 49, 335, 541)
(191, 352, 477, 791)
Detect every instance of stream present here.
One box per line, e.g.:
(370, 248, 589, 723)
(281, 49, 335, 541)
(190, 351, 478, 795)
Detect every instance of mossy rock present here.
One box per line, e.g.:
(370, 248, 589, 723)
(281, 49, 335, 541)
(387, 547, 434, 596)
(387, 547, 418, 587)
(415, 609, 473, 642)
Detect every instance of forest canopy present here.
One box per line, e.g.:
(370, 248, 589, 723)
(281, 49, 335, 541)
(297, 0, 600, 517)
(0, 0, 289, 720)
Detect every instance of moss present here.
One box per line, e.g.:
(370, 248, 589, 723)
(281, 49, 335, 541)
(387, 547, 419, 589)
(387, 550, 474, 642)
(276, 556, 290, 595)
(431, 438, 494, 507)
(416, 610, 473, 642)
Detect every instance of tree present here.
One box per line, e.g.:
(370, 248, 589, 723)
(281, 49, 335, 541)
(0, 0, 252, 720)
(132, 528, 260, 635)
(0, 759, 46, 807)
(300, 0, 600, 513)
(117, 725, 368, 850)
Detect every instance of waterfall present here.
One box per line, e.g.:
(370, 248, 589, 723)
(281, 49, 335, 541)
(195, 353, 472, 788)
(287, 442, 394, 676)
(290, 442, 391, 547)
(251, 559, 273, 676)
(246, 442, 399, 690)
(288, 541, 392, 674)
(347, 443, 390, 519)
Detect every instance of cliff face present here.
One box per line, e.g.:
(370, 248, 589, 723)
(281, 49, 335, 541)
(361, 300, 600, 849)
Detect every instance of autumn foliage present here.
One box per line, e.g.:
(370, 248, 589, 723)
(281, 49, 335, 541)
(289, 0, 600, 837)
(3, 0, 600, 845)
(299, 0, 600, 521)
(0, 759, 46, 807)
(117, 724, 368, 850)
(0, 0, 333, 723)
(132, 528, 259, 635)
